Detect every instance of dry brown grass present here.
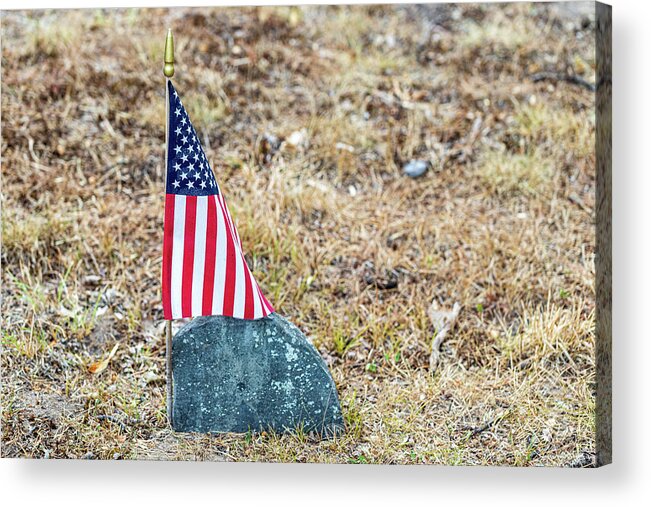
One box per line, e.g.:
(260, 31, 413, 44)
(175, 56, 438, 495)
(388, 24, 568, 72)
(1, 3, 596, 465)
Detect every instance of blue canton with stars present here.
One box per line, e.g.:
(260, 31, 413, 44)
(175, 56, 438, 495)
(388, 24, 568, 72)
(166, 81, 219, 196)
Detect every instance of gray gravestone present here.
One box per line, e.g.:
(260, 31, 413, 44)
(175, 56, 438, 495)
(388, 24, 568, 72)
(171, 313, 344, 437)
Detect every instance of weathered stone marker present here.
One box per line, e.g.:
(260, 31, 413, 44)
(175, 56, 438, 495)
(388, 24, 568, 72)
(171, 313, 344, 436)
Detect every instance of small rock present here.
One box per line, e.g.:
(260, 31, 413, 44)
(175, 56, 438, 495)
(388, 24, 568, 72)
(335, 142, 355, 153)
(83, 275, 102, 285)
(567, 451, 596, 468)
(142, 371, 160, 384)
(101, 288, 119, 306)
(58, 304, 77, 318)
(286, 129, 308, 148)
(403, 159, 429, 178)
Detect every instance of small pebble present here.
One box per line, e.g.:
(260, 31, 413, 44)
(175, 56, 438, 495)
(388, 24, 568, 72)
(143, 371, 159, 384)
(403, 159, 429, 178)
(286, 129, 307, 148)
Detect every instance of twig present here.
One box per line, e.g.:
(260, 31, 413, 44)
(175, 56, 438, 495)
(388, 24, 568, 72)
(462, 411, 508, 439)
(529, 72, 596, 92)
(568, 193, 592, 214)
(96, 415, 127, 432)
(428, 301, 461, 371)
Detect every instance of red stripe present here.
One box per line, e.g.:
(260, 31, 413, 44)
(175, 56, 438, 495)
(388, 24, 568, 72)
(181, 195, 197, 318)
(161, 194, 175, 320)
(201, 195, 218, 315)
(217, 195, 236, 316)
(242, 263, 254, 319)
(253, 278, 265, 317)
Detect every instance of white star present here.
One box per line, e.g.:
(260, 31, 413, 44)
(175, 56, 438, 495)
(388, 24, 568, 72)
(194, 171, 201, 180)
(180, 117, 187, 125)
(186, 125, 192, 134)
(175, 108, 181, 117)
(180, 171, 188, 180)
(181, 135, 188, 144)
(172, 180, 180, 189)
(200, 180, 206, 189)
(187, 181, 194, 189)
(174, 146, 181, 155)
(188, 163, 194, 172)
(193, 153, 199, 162)
(188, 144, 194, 153)
(175, 126, 182, 136)
(180, 153, 188, 163)
(173, 162, 181, 171)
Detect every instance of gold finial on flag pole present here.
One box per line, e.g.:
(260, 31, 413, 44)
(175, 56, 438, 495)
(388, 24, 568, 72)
(163, 28, 174, 77)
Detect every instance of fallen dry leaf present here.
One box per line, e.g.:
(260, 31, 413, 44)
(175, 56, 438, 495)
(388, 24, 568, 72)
(88, 343, 119, 375)
(428, 301, 461, 372)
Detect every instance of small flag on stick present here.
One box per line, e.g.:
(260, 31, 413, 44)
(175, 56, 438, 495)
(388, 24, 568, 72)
(161, 80, 273, 320)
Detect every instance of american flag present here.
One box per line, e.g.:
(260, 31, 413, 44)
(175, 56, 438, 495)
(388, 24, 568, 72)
(161, 81, 274, 320)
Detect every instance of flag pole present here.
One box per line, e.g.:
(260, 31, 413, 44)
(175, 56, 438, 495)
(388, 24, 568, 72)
(164, 28, 174, 426)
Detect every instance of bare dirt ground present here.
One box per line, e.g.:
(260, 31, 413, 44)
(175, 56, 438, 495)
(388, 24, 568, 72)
(1, 3, 596, 465)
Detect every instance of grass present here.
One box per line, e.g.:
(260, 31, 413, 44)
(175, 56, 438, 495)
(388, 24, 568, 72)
(1, 3, 597, 465)
(478, 148, 554, 196)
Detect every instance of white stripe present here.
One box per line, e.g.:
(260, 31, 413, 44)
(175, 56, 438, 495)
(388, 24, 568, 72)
(212, 195, 227, 315)
(191, 196, 208, 316)
(232, 249, 246, 319)
(170, 195, 186, 319)
(248, 268, 262, 318)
